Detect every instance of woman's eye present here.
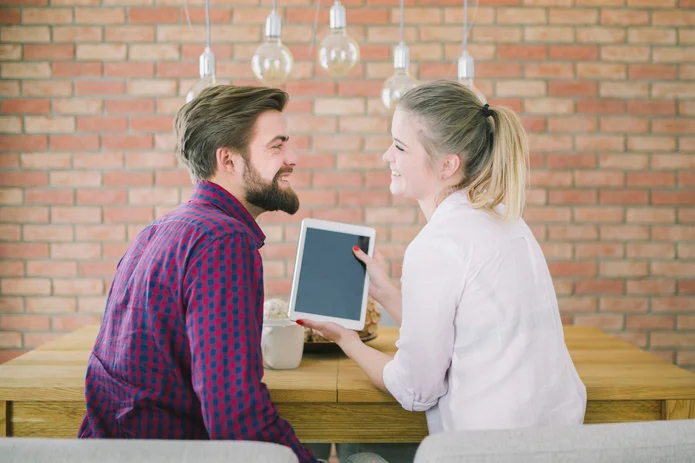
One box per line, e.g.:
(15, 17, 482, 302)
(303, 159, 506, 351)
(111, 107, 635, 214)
(273, 144, 282, 150)
(395, 144, 404, 152)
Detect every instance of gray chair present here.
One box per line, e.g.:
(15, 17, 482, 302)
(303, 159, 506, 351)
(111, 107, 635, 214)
(414, 419, 695, 463)
(0, 437, 299, 463)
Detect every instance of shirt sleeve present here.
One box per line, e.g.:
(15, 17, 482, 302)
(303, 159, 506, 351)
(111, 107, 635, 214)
(382, 236, 464, 412)
(184, 233, 318, 463)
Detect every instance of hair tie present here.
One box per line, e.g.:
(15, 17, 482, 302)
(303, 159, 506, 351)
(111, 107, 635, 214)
(481, 103, 491, 118)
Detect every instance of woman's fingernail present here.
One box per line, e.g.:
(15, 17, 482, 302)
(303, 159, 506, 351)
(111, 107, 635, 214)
(353, 246, 359, 252)
(296, 319, 305, 326)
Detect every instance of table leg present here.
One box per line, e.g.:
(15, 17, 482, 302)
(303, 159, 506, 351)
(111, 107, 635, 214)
(664, 400, 695, 420)
(0, 401, 7, 437)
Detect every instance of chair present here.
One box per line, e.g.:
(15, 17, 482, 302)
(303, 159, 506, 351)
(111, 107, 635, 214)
(413, 419, 695, 462)
(0, 437, 299, 463)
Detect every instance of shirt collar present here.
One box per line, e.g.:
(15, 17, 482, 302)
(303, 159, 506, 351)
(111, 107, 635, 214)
(190, 181, 266, 247)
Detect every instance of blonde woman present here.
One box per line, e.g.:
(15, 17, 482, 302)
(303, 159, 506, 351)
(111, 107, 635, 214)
(300, 80, 587, 462)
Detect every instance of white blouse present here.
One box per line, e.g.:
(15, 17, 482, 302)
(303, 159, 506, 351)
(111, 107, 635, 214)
(382, 190, 587, 434)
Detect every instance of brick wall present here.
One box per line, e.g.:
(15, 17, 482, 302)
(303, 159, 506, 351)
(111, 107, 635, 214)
(0, 0, 694, 368)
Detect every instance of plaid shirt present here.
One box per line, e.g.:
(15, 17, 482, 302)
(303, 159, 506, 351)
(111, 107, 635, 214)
(79, 181, 317, 463)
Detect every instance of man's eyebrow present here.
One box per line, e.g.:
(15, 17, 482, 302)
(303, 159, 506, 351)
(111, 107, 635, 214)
(266, 135, 289, 146)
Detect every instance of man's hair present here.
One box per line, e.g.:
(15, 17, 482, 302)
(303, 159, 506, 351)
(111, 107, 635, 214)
(174, 85, 289, 182)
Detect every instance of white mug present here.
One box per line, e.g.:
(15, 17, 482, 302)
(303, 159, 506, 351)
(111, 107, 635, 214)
(261, 318, 305, 370)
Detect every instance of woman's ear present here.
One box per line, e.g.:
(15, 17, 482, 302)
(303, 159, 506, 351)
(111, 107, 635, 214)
(440, 154, 461, 180)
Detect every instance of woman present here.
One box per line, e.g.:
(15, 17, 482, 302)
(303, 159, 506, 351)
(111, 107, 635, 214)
(300, 80, 587, 462)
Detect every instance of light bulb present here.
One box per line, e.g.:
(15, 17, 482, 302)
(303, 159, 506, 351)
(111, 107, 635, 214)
(318, 1, 359, 78)
(186, 48, 217, 103)
(252, 10, 293, 86)
(381, 42, 419, 113)
(457, 50, 486, 104)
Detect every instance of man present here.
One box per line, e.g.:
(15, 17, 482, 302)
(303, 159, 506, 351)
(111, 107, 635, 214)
(78, 85, 318, 463)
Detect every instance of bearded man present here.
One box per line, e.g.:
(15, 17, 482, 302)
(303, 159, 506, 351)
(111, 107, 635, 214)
(78, 85, 318, 463)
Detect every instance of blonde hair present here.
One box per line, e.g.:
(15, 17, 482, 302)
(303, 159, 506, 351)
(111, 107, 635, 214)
(398, 80, 529, 221)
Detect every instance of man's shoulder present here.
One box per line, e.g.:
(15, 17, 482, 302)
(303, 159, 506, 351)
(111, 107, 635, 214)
(163, 202, 256, 246)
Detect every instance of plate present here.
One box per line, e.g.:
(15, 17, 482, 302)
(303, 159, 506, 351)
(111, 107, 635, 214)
(303, 333, 378, 353)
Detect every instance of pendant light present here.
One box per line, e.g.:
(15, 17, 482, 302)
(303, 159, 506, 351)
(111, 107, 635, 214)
(381, 0, 419, 113)
(251, 0, 294, 86)
(185, 0, 217, 103)
(457, 0, 486, 104)
(317, 0, 360, 78)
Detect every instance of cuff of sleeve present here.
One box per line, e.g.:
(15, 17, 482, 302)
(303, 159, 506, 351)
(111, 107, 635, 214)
(383, 359, 437, 412)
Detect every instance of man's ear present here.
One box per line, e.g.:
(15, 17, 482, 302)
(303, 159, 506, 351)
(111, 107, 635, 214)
(440, 154, 461, 180)
(215, 147, 242, 175)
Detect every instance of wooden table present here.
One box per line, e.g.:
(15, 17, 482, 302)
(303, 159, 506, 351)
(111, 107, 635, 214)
(1, 325, 695, 442)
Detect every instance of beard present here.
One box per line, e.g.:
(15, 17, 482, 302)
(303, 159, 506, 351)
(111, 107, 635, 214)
(243, 161, 300, 215)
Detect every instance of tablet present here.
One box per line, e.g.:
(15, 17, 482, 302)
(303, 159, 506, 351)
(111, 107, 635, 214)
(287, 218, 376, 331)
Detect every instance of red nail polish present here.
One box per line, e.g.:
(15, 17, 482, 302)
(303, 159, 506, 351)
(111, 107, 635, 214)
(353, 246, 359, 251)
(296, 319, 304, 326)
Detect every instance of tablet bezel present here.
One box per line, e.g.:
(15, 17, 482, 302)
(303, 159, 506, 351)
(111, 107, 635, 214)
(287, 218, 375, 331)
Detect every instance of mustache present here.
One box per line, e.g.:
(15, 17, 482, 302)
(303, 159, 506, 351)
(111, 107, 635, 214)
(274, 167, 294, 180)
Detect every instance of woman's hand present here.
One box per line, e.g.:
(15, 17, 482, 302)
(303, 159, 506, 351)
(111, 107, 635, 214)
(352, 247, 396, 304)
(296, 319, 360, 349)
(352, 246, 403, 326)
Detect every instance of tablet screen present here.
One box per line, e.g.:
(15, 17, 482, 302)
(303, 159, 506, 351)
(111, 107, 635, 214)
(293, 228, 370, 321)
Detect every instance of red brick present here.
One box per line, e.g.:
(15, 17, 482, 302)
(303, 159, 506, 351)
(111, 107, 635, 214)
(53, 26, 102, 42)
(0, 206, 49, 223)
(77, 117, 128, 133)
(575, 314, 624, 331)
(549, 225, 598, 240)
(24, 45, 74, 60)
(575, 135, 624, 152)
(626, 208, 676, 223)
(102, 134, 153, 150)
(25, 188, 73, 205)
(0, 314, 50, 331)
(75, 8, 124, 24)
(576, 99, 625, 115)
(599, 297, 648, 313)
(105, 26, 154, 43)
(105, 63, 154, 78)
(498, 45, 547, 60)
(652, 263, 695, 278)
(549, 261, 597, 277)
(51, 206, 101, 224)
(50, 135, 99, 151)
(1, 99, 49, 114)
(548, 190, 597, 204)
(549, 45, 598, 60)
(0, 135, 48, 151)
(0, 8, 20, 24)
(76, 189, 127, 206)
(128, 7, 179, 23)
(558, 297, 597, 313)
(626, 243, 675, 259)
(53, 278, 103, 296)
(600, 225, 649, 241)
(575, 279, 624, 295)
(600, 117, 649, 134)
(653, 226, 695, 242)
(601, 9, 649, 26)
(105, 99, 155, 115)
(1, 278, 51, 295)
(26, 261, 76, 277)
(626, 172, 675, 187)
(547, 153, 596, 169)
(626, 316, 675, 331)
(627, 101, 676, 116)
(103, 207, 154, 224)
(627, 279, 675, 295)
(547, 117, 596, 133)
(652, 191, 695, 206)
(573, 207, 624, 223)
(75, 81, 125, 96)
(600, 262, 649, 277)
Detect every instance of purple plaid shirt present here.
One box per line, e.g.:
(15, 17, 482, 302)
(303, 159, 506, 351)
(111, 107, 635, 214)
(78, 181, 317, 463)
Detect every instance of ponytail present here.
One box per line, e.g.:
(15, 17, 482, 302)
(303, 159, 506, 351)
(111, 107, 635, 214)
(466, 105, 529, 221)
(398, 80, 529, 221)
